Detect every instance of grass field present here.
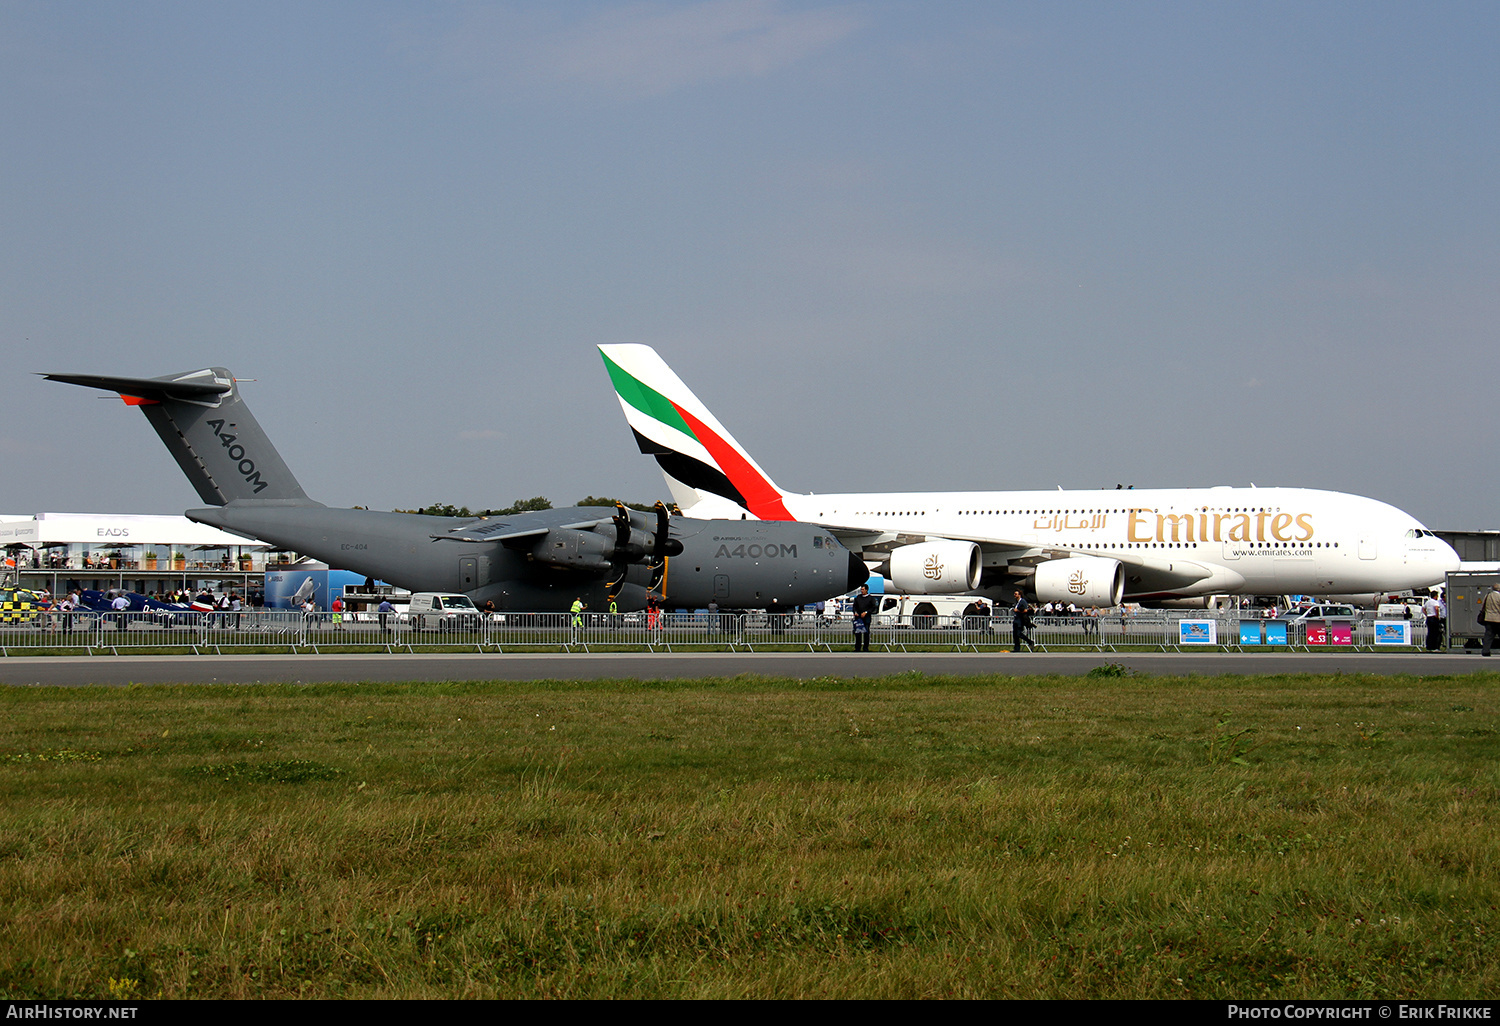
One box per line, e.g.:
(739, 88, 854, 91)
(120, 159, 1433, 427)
(1, 671, 1497, 999)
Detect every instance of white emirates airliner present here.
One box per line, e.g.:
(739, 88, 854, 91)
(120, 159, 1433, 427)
(599, 344, 1459, 607)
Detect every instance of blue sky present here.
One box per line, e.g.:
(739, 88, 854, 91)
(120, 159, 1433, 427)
(3, 1, 1495, 527)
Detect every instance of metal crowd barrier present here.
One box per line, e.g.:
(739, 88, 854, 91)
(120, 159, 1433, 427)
(0, 609, 1440, 655)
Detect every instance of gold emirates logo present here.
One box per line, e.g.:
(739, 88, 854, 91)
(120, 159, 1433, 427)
(1067, 570, 1088, 595)
(1127, 509, 1315, 544)
(923, 553, 944, 580)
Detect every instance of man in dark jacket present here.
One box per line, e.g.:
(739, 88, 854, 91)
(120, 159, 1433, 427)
(851, 584, 877, 652)
(1012, 590, 1035, 652)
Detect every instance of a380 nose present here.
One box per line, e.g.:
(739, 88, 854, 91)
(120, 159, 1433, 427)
(1434, 538, 1462, 575)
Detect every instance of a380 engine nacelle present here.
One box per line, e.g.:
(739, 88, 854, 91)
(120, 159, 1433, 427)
(1032, 556, 1125, 607)
(887, 540, 982, 595)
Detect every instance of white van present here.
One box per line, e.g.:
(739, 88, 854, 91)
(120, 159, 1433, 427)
(1376, 600, 1423, 620)
(406, 593, 482, 631)
(877, 594, 993, 629)
(1284, 604, 1359, 623)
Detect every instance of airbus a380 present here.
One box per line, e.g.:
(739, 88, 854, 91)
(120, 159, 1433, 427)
(599, 344, 1460, 607)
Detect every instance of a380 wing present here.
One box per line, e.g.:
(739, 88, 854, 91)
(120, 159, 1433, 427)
(819, 523, 1216, 590)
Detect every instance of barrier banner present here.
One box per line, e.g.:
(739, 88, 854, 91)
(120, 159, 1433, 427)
(1307, 623, 1328, 645)
(1374, 621, 1411, 645)
(1179, 620, 1217, 645)
(1265, 621, 1288, 645)
(1239, 621, 1262, 645)
(1330, 623, 1354, 645)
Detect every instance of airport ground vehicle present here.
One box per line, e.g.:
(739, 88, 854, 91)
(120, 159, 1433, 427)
(876, 594, 982, 629)
(1376, 601, 1423, 619)
(0, 588, 45, 625)
(405, 593, 483, 631)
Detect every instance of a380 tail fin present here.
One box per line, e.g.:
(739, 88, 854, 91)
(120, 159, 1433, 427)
(43, 368, 319, 507)
(598, 344, 795, 520)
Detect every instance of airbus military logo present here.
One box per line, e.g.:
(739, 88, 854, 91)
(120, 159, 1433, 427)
(923, 553, 944, 580)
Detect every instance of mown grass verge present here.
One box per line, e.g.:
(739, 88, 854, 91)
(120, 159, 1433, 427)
(1, 672, 1497, 999)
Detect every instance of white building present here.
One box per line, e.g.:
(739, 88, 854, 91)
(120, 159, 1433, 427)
(1, 512, 278, 597)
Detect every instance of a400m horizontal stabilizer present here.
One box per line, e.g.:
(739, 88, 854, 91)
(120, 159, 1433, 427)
(43, 368, 317, 507)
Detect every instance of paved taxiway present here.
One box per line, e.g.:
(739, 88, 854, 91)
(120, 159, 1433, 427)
(0, 651, 1491, 686)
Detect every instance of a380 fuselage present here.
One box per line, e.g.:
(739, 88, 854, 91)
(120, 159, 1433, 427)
(783, 485, 1458, 599)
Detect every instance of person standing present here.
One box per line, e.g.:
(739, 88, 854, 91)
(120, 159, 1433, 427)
(1481, 584, 1500, 657)
(1423, 589, 1444, 652)
(958, 597, 991, 635)
(972, 597, 991, 634)
(850, 584, 877, 652)
(378, 597, 393, 632)
(1011, 590, 1035, 653)
(570, 597, 586, 642)
(111, 591, 130, 634)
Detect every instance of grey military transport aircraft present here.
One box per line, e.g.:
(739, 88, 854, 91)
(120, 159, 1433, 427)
(45, 368, 866, 611)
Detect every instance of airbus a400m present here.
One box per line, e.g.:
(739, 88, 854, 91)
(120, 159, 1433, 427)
(46, 368, 866, 612)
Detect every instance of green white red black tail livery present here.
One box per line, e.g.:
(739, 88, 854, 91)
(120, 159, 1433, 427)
(599, 344, 796, 520)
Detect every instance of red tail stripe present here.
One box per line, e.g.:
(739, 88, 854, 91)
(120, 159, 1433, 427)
(671, 403, 794, 520)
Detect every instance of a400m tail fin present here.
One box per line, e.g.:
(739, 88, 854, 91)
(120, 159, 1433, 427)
(43, 367, 319, 506)
(598, 344, 795, 520)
